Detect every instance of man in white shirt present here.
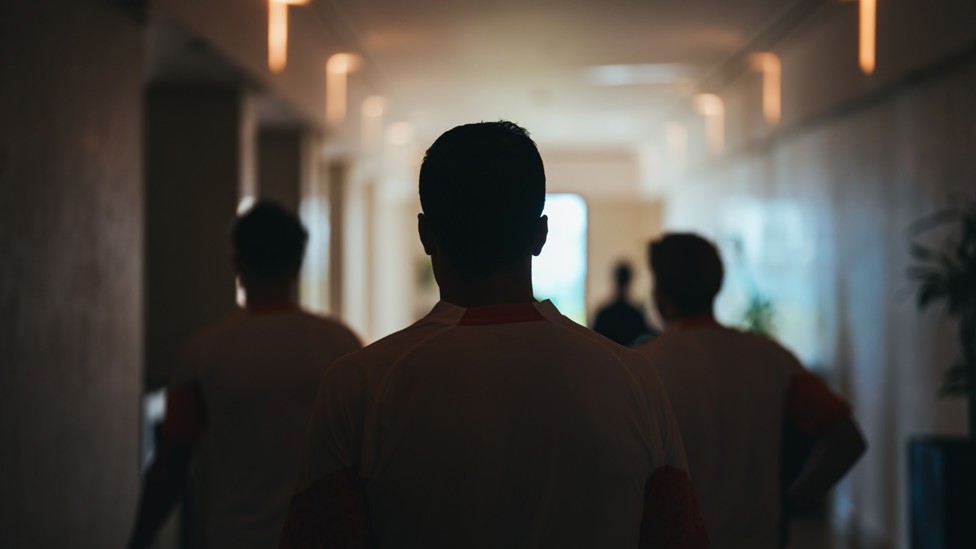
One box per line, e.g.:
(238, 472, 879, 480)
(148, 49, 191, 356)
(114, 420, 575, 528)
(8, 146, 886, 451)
(633, 233, 866, 549)
(128, 201, 362, 549)
(279, 121, 707, 549)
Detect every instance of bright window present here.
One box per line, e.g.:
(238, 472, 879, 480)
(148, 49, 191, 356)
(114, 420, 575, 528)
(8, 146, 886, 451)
(533, 193, 588, 324)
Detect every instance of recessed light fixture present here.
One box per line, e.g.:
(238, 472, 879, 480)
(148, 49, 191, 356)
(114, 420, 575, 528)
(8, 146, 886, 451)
(267, 0, 309, 73)
(750, 52, 781, 125)
(584, 63, 697, 86)
(326, 53, 362, 127)
(694, 94, 725, 154)
(859, 0, 877, 74)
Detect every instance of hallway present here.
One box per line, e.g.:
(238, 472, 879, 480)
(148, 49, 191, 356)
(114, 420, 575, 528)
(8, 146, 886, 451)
(2, 1, 975, 548)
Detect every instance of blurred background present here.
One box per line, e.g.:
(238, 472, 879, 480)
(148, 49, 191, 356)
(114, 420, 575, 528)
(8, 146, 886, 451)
(2, 0, 974, 547)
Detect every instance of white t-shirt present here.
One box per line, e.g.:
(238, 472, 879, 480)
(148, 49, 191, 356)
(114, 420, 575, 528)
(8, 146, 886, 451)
(281, 300, 707, 549)
(633, 319, 851, 549)
(161, 307, 362, 549)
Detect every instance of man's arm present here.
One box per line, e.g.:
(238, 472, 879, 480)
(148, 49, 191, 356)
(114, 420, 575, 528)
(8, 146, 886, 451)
(634, 359, 708, 549)
(127, 382, 206, 549)
(278, 358, 369, 549)
(787, 417, 867, 508)
(784, 372, 867, 509)
(639, 466, 709, 549)
(127, 437, 195, 549)
(278, 468, 371, 549)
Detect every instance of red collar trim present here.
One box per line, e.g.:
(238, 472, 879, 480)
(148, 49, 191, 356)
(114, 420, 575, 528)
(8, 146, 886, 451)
(458, 302, 544, 326)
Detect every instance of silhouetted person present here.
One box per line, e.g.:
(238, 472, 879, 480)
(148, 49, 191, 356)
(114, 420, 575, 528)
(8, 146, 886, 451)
(279, 122, 707, 549)
(592, 260, 655, 346)
(633, 233, 866, 549)
(127, 201, 362, 549)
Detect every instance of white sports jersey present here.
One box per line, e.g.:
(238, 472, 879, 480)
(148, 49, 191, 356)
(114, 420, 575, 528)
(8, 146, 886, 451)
(161, 306, 362, 549)
(633, 317, 851, 549)
(281, 300, 707, 549)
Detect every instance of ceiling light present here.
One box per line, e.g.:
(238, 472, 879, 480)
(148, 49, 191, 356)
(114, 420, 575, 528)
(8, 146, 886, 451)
(859, 0, 877, 74)
(267, 0, 309, 73)
(361, 96, 386, 148)
(584, 64, 696, 86)
(326, 53, 363, 127)
(694, 94, 725, 154)
(750, 52, 781, 125)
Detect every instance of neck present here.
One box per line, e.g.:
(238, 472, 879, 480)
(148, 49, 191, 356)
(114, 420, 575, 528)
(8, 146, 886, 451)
(243, 283, 297, 310)
(437, 260, 536, 308)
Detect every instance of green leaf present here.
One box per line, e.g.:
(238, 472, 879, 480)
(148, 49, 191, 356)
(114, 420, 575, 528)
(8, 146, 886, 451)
(906, 209, 960, 237)
(909, 242, 940, 262)
(908, 193, 976, 395)
(938, 361, 970, 399)
(917, 276, 948, 310)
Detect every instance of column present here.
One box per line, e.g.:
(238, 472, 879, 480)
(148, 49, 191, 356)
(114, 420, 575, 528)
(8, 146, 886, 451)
(257, 128, 311, 213)
(145, 85, 247, 389)
(327, 159, 348, 317)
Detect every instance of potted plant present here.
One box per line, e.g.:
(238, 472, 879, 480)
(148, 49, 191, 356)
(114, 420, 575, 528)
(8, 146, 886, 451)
(906, 194, 976, 549)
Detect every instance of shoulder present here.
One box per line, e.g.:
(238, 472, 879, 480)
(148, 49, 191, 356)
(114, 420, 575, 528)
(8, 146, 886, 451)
(169, 311, 249, 383)
(544, 306, 668, 394)
(730, 328, 805, 372)
(294, 310, 364, 349)
(624, 300, 645, 315)
(631, 328, 691, 363)
(545, 304, 642, 358)
(327, 315, 456, 378)
(186, 310, 247, 345)
(178, 311, 246, 362)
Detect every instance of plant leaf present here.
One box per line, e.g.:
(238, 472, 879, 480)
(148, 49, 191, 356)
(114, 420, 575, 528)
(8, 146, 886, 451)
(916, 275, 948, 310)
(906, 209, 960, 237)
(938, 361, 970, 399)
(909, 242, 940, 262)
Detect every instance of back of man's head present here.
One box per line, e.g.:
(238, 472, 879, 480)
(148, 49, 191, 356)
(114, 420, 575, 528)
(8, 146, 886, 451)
(419, 121, 546, 276)
(613, 261, 633, 290)
(648, 233, 724, 315)
(232, 200, 308, 281)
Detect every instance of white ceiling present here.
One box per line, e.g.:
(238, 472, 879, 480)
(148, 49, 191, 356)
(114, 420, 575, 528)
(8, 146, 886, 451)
(312, 0, 793, 148)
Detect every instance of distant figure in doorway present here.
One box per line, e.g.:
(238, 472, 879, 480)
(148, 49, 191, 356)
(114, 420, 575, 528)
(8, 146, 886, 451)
(279, 121, 707, 549)
(592, 260, 656, 346)
(127, 201, 362, 549)
(633, 233, 866, 549)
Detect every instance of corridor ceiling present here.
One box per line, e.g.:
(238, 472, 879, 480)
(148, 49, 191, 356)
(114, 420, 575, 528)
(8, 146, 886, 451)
(310, 0, 793, 148)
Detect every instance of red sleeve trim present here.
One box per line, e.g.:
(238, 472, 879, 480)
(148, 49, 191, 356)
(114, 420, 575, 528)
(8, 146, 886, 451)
(786, 372, 852, 435)
(640, 465, 709, 549)
(458, 302, 545, 325)
(278, 469, 371, 549)
(160, 381, 207, 443)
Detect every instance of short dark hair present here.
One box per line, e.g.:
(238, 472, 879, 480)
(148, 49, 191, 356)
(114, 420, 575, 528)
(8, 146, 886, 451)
(419, 121, 546, 275)
(232, 200, 308, 279)
(649, 233, 724, 314)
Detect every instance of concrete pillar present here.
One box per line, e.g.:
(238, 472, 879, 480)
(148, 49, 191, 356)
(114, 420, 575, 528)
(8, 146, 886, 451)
(257, 128, 310, 213)
(327, 160, 348, 317)
(145, 86, 247, 389)
(0, 2, 144, 547)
